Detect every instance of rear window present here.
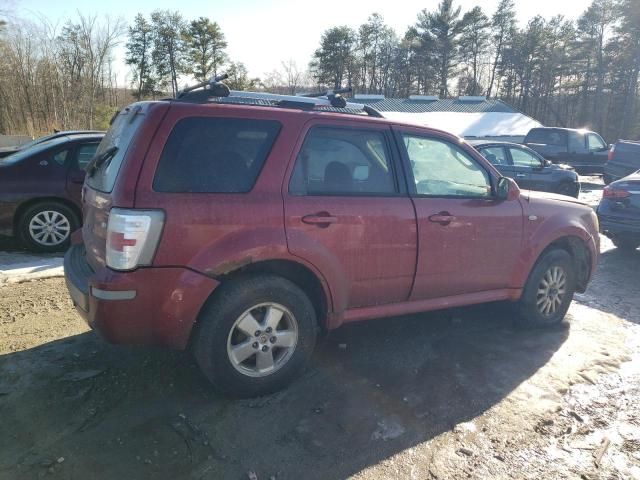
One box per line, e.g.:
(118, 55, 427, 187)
(153, 117, 280, 193)
(526, 129, 566, 146)
(86, 106, 145, 193)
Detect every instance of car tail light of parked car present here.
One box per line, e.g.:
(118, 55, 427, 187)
(106, 208, 164, 271)
(607, 144, 615, 162)
(602, 186, 630, 199)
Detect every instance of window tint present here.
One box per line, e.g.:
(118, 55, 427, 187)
(52, 149, 69, 166)
(403, 135, 491, 198)
(510, 148, 541, 167)
(527, 129, 566, 146)
(289, 127, 396, 195)
(587, 133, 606, 151)
(479, 146, 508, 166)
(154, 117, 280, 193)
(76, 143, 99, 170)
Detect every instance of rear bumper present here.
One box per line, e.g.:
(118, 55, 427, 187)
(597, 213, 640, 240)
(64, 244, 219, 349)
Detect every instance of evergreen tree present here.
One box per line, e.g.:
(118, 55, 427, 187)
(184, 17, 228, 82)
(125, 14, 155, 100)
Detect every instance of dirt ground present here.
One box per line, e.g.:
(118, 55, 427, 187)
(1, 179, 639, 480)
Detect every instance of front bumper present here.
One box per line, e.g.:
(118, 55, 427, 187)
(64, 244, 219, 349)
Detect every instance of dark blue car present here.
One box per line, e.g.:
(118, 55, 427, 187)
(469, 141, 580, 197)
(597, 171, 640, 252)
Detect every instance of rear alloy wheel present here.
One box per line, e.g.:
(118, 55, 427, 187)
(516, 249, 576, 328)
(612, 238, 640, 252)
(193, 274, 317, 397)
(18, 202, 79, 253)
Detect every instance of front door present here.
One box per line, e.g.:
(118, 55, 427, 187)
(507, 146, 546, 191)
(284, 123, 417, 311)
(396, 129, 524, 300)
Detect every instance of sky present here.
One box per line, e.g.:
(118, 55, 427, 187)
(9, 0, 594, 85)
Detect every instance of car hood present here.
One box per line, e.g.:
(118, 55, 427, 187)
(522, 189, 588, 206)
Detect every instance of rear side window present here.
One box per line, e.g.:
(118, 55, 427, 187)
(479, 146, 508, 165)
(526, 129, 566, 146)
(289, 127, 396, 196)
(86, 106, 145, 193)
(153, 117, 280, 193)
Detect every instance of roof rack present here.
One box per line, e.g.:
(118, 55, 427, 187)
(172, 75, 384, 118)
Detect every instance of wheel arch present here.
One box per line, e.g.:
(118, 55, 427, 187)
(195, 258, 332, 334)
(13, 196, 81, 235)
(530, 235, 593, 293)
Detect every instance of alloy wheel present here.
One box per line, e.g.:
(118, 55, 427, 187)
(226, 303, 298, 378)
(536, 266, 567, 316)
(28, 210, 71, 247)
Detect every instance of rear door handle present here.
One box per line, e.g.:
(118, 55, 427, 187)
(428, 211, 455, 226)
(302, 213, 338, 227)
(516, 173, 527, 178)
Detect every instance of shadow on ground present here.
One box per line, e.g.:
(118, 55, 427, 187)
(0, 303, 569, 480)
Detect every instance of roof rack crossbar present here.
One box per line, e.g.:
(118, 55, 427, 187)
(172, 75, 383, 118)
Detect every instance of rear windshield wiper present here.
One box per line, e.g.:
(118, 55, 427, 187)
(87, 146, 118, 178)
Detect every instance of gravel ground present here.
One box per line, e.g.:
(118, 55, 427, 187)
(1, 177, 639, 480)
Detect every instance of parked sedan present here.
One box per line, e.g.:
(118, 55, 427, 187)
(469, 140, 580, 197)
(0, 132, 104, 252)
(0, 130, 104, 159)
(597, 171, 640, 252)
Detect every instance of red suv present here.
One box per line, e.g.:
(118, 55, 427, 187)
(64, 87, 600, 397)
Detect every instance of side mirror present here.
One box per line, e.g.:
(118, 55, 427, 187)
(496, 177, 520, 201)
(544, 159, 552, 167)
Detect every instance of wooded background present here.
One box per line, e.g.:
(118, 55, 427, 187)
(0, 0, 638, 141)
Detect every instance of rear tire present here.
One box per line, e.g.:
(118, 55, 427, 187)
(557, 181, 578, 198)
(612, 238, 639, 252)
(193, 274, 317, 397)
(603, 174, 614, 185)
(515, 249, 576, 328)
(17, 201, 79, 253)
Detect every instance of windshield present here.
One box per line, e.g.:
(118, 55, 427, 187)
(85, 106, 145, 193)
(0, 137, 69, 165)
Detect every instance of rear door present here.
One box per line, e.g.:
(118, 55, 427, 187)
(66, 141, 99, 203)
(477, 145, 514, 178)
(283, 121, 417, 310)
(395, 127, 524, 299)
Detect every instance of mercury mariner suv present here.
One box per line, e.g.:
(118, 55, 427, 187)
(64, 78, 600, 397)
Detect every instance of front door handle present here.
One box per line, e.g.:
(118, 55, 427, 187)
(302, 212, 338, 227)
(428, 211, 455, 226)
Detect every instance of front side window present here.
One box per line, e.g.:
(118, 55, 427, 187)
(289, 127, 396, 196)
(510, 148, 541, 168)
(403, 135, 491, 198)
(479, 146, 508, 166)
(154, 117, 281, 193)
(587, 133, 607, 151)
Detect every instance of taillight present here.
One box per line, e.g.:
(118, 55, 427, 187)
(607, 144, 615, 162)
(603, 186, 630, 199)
(106, 208, 165, 271)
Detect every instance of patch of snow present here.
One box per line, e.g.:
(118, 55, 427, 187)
(0, 252, 63, 286)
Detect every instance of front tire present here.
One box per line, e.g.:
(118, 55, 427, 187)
(17, 201, 79, 253)
(557, 181, 578, 198)
(515, 249, 576, 328)
(193, 274, 317, 397)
